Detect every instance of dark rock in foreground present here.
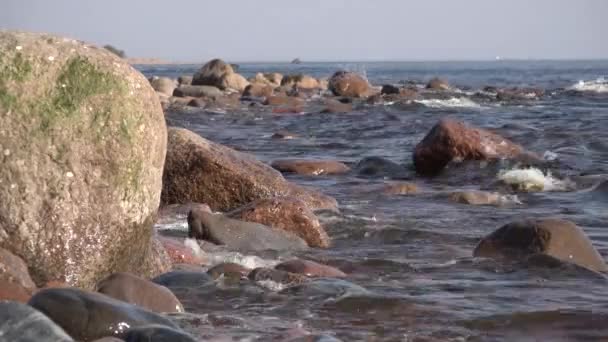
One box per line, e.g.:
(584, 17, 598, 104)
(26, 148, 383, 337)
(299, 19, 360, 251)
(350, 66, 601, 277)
(188, 210, 308, 251)
(161, 127, 338, 212)
(413, 118, 528, 175)
(0, 31, 168, 289)
(0, 301, 73, 342)
(29, 288, 178, 341)
(474, 219, 608, 273)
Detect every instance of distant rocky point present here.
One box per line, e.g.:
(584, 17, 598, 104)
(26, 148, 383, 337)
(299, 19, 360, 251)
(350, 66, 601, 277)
(291, 58, 302, 64)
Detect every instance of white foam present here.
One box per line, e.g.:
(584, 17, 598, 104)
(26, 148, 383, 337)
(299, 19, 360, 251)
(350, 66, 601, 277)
(498, 167, 572, 191)
(205, 251, 278, 270)
(569, 78, 608, 93)
(255, 279, 287, 291)
(414, 97, 481, 109)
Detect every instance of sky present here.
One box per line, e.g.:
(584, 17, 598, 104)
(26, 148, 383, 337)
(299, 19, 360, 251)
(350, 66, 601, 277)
(1, 0, 606, 62)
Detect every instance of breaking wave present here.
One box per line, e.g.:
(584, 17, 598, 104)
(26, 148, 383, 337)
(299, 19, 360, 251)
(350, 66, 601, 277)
(414, 97, 481, 109)
(569, 78, 608, 93)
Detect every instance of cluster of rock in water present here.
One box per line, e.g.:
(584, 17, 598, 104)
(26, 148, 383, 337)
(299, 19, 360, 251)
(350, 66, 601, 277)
(0, 31, 607, 341)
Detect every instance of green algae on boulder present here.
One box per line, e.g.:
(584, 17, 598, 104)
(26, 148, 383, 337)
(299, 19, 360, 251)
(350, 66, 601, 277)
(0, 31, 168, 289)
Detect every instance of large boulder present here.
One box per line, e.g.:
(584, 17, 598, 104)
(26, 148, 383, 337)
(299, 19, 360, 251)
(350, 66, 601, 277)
(0, 247, 37, 301)
(29, 288, 178, 341)
(413, 118, 527, 175)
(227, 197, 330, 248)
(96, 272, 184, 313)
(474, 219, 608, 273)
(328, 71, 370, 97)
(191, 58, 249, 91)
(188, 210, 308, 251)
(0, 301, 74, 342)
(0, 32, 167, 288)
(161, 127, 338, 211)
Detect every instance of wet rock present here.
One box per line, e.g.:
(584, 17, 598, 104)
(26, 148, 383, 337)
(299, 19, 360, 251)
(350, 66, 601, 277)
(287, 335, 343, 342)
(449, 190, 506, 206)
(271, 129, 299, 140)
(250, 72, 283, 87)
(280, 278, 369, 297)
(29, 288, 178, 341)
(173, 84, 222, 98)
(149, 76, 177, 96)
(152, 271, 212, 288)
(207, 262, 251, 279)
(0, 31, 168, 288)
(156, 236, 206, 265)
(0, 247, 36, 301)
(264, 95, 305, 107)
(187, 98, 205, 108)
(474, 219, 608, 273)
(426, 77, 450, 90)
(354, 156, 409, 179)
(265, 72, 283, 86)
(227, 197, 330, 248)
(496, 87, 544, 101)
(177, 75, 193, 85)
(281, 74, 320, 89)
(248, 267, 308, 286)
(0, 301, 73, 342)
(275, 260, 346, 277)
(320, 99, 353, 113)
(413, 118, 527, 175)
(271, 159, 350, 176)
(382, 182, 418, 195)
(188, 210, 308, 251)
(328, 71, 370, 97)
(158, 202, 212, 223)
(123, 325, 198, 342)
(192, 58, 235, 90)
(381, 84, 400, 95)
(93, 337, 125, 342)
(161, 127, 338, 211)
(223, 72, 249, 92)
(96, 272, 183, 313)
(243, 83, 274, 98)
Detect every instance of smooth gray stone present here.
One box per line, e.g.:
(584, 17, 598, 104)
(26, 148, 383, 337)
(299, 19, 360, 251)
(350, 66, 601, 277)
(173, 85, 222, 98)
(28, 288, 178, 341)
(124, 325, 197, 342)
(188, 211, 308, 251)
(0, 301, 73, 342)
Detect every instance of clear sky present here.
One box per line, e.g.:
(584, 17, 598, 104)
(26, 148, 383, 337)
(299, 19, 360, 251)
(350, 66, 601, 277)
(1, 0, 606, 62)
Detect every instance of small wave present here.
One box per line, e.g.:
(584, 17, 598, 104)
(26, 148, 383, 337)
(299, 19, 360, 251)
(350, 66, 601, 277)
(569, 77, 608, 93)
(414, 97, 481, 109)
(498, 167, 573, 191)
(255, 279, 287, 291)
(205, 251, 278, 270)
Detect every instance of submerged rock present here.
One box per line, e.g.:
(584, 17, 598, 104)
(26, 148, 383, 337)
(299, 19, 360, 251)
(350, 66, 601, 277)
(320, 99, 353, 113)
(474, 219, 608, 273)
(381, 84, 400, 95)
(188, 210, 308, 251)
(227, 197, 330, 248)
(152, 271, 212, 288)
(0, 31, 168, 288)
(275, 259, 346, 277)
(123, 325, 198, 342)
(248, 267, 308, 286)
(413, 118, 528, 175)
(353, 156, 410, 179)
(271, 129, 299, 140)
(271, 159, 351, 176)
(449, 190, 512, 206)
(207, 262, 251, 280)
(0, 247, 36, 302)
(29, 288, 178, 341)
(382, 182, 418, 195)
(96, 272, 184, 313)
(161, 127, 338, 211)
(0, 301, 73, 342)
(328, 71, 370, 97)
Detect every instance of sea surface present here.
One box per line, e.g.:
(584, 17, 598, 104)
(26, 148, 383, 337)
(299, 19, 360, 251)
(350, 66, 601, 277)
(138, 61, 608, 341)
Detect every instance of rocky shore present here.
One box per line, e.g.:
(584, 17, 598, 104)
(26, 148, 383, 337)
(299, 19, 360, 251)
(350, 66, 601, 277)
(1, 31, 607, 341)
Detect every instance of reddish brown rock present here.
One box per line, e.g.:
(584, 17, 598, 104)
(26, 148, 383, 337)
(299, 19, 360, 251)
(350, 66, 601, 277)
(227, 197, 330, 248)
(474, 219, 608, 273)
(281, 74, 320, 89)
(96, 272, 184, 313)
(271, 159, 351, 176)
(161, 128, 338, 212)
(243, 83, 274, 98)
(413, 118, 526, 175)
(275, 260, 346, 277)
(157, 202, 212, 225)
(382, 182, 418, 195)
(0, 248, 36, 302)
(328, 71, 370, 97)
(207, 262, 251, 279)
(426, 77, 450, 90)
(264, 95, 305, 107)
(157, 236, 206, 265)
(320, 99, 353, 113)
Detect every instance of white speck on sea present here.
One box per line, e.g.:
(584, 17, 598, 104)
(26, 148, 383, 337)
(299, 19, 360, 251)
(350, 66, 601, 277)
(48, 56, 55, 61)
(66, 172, 74, 178)
(15, 46, 22, 51)
(3, 149, 10, 156)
